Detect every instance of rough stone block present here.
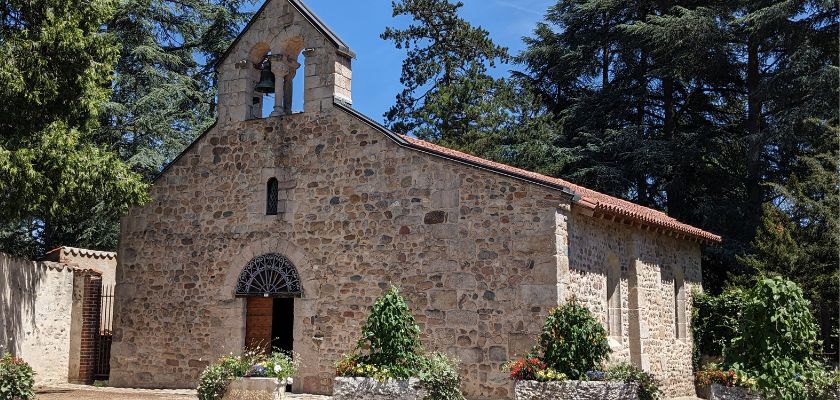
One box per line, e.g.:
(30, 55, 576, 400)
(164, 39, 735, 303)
(514, 380, 639, 400)
(224, 377, 286, 400)
(706, 384, 762, 400)
(332, 377, 427, 400)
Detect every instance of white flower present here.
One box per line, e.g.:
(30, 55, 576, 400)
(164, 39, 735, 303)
(274, 365, 282, 373)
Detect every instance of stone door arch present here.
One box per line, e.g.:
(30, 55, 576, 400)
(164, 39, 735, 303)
(236, 253, 302, 354)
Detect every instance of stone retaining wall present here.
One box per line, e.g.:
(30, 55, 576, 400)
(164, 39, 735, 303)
(514, 380, 639, 400)
(707, 384, 761, 400)
(332, 377, 427, 400)
(224, 377, 285, 400)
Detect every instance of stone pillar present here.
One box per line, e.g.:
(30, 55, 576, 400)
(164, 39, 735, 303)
(283, 59, 300, 115)
(269, 56, 289, 117)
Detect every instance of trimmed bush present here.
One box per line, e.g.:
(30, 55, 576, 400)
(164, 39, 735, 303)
(605, 362, 661, 400)
(336, 286, 465, 400)
(197, 349, 299, 400)
(537, 298, 610, 379)
(0, 353, 35, 400)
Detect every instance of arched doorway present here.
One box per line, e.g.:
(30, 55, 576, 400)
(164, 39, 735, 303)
(235, 253, 301, 354)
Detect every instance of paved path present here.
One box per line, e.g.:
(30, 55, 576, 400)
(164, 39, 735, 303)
(36, 384, 330, 400)
(37, 384, 702, 400)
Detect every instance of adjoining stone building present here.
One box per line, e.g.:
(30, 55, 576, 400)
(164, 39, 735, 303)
(108, 0, 721, 398)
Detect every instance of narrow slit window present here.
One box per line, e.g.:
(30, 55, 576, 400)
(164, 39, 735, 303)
(607, 254, 622, 336)
(674, 273, 686, 340)
(266, 178, 278, 215)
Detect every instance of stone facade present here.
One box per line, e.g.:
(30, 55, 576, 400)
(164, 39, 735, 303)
(332, 377, 427, 400)
(108, 1, 713, 399)
(514, 380, 639, 400)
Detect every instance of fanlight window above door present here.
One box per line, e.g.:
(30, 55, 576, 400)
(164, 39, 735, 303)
(235, 253, 302, 297)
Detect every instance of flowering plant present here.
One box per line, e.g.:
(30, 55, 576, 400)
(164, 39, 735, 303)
(197, 348, 301, 400)
(696, 364, 757, 390)
(0, 353, 35, 400)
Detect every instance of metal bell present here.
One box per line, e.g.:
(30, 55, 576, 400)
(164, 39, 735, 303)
(254, 69, 276, 93)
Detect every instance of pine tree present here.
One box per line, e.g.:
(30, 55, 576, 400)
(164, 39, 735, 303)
(0, 0, 148, 258)
(100, 0, 256, 179)
(381, 0, 510, 149)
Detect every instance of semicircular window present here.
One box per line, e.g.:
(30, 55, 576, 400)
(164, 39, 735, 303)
(235, 253, 302, 297)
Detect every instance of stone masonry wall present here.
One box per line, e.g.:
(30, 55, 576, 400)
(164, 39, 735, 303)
(110, 107, 570, 399)
(0, 252, 75, 385)
(562, 212, 702, 397)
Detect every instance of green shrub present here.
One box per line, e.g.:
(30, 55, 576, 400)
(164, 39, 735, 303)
(417, 353, 466, 400)
(691, 288, 745, 368)
(537, 298, 610, 379)
(337, 286, 465, 400)
(197, 349, 299, 400)
(605, 362, 661, 400)
(355, 286, 423, 378)
(725, 276, 824, 400)
(0, 353, 35, 400)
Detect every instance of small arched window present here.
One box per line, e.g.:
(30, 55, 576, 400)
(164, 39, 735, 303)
(266, 178, 279, 215)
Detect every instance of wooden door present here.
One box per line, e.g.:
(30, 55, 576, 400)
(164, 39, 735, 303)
(245, 297, 273, 354)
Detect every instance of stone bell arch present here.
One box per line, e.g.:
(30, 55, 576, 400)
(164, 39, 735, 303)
(214, 0, 354, 124)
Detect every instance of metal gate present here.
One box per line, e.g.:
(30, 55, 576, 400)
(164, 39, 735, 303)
(95, 284, 114, 381)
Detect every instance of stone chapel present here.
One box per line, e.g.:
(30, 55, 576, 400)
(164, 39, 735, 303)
(108, 0, 722, 398)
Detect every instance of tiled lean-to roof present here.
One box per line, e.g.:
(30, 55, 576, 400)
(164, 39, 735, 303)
(335, 101, 722, 244)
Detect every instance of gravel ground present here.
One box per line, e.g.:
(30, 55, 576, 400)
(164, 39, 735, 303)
(36, 384, 702, 400)
(36, 384, 330, 400)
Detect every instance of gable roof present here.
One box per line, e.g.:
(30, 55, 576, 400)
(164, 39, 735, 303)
(333, 101, 722, 244)
(214, 0, 355, 70)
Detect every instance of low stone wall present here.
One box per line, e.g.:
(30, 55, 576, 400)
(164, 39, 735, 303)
(0, 252, 75, 385)
(224, 377, 286, 400)
(707, 384, 761, 400)
(514, 380, 639, 400)
(332, 377, 428, 400)
(0, 251, 102, 385)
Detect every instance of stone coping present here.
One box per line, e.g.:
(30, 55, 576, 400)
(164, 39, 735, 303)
(224, 377, 286, 400)
(514, 380, 640, 400)
(332, 377, 428, 400)
(701, 384, 762, 400)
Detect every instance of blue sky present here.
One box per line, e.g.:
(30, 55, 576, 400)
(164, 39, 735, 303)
(264, 0, 555, 121)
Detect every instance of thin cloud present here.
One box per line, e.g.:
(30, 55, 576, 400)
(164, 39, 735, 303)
(494, 0, 544, 16)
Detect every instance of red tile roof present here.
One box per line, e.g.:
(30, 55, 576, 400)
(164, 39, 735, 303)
(401, 136, 722, 243)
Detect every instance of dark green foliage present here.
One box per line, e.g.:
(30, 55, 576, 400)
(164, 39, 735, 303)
(0, 0, 149, 258)
(381, 0, 511, 149)
(0, 353, 35, 400)
(340, 287, 465, 400)
(101, 0, 257, 180)
(537, 299, 610, 379)
(355, 286, 423, 378)
(605, 362, 661, 400)
(726, 276, 825, 399)
(498, 0, 839, 354)
(691, 288, 746, 368)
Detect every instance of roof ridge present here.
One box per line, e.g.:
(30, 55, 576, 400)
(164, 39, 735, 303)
(398, 135, 720, 243)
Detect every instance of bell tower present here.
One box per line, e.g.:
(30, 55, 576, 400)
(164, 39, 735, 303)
(215, 0, 354, 124)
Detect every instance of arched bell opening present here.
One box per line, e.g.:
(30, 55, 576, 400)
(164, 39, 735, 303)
(235, 253, 301, 356)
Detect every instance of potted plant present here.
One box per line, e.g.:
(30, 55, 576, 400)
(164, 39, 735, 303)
(504, 298, 660, 400)
(333, 286, 465, 400)
(695, 364, 759, 400)
(197, 349, 299, 400)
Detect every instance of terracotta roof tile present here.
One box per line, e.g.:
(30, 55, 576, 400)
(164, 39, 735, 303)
(401, 136, 722, 243)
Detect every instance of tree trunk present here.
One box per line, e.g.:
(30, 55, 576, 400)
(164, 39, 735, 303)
(745, 36, 764, 230)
